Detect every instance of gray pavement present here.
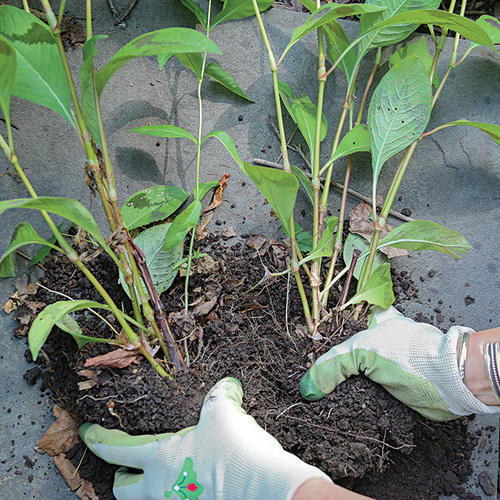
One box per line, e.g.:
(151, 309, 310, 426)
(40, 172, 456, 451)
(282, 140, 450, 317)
(0, 1, 499, 498)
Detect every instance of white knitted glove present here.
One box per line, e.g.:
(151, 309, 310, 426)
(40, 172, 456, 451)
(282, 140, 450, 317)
(81, 377, 331, 499)
(300, 307, 500, 421)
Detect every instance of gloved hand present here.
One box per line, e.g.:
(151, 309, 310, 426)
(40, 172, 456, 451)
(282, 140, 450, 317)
(81, 377, 331, 500)
(300, 307, 500, 421)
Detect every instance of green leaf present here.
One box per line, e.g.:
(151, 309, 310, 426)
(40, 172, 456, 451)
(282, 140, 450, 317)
(55, 313, 110, 349)
(324, 20, 357, 81)
(175, 52, 204, 79)
(242, 162, 299, 236)
(212, 0, 273, 28)
(343, 232, 389, 280)
(30, 222, 64, 266)
(29, 300, 113, 359)
(431, 120, 500, 146)
(0, 34, 16, 129)
(466, 15, 500, 56)
(121, 185, 189, 230)
(327, 124, 371, 167)
(290, 165, 313, 205)
(130, 124, 197, 144)
(0, 6, 76, 129)
(193, 180, 219, 202)
(96, 28, 221, 95)
(368, 55, 432, 197)
(389, 36, 439, 87)
(180, 0, 208, 30)
(294, 223, 314, 253)
(359, 0, 440, 52)
(378, 220, 471, 258)
(342, 262, 394, 309)
(205, 62, 254, 101)
(278, 81, 327, 165)
(298, 217, 339, 265)
(0, 197, 111, 253)
(202, 130, 243, 167)
(121, 223, 183, 297)
(163, 200, 202, 251)
(0, 222, 61, 278)
(80, 35, 108, 147)
(281, 3, 385, 61)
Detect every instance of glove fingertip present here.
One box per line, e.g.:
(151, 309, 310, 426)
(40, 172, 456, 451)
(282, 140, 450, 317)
(80, 422, 98, 443)
(299, 372, 328, 401)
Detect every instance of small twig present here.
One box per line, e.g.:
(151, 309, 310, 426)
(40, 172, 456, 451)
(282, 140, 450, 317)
(0, 117, 20, 130)
(15, 251, 46, 270)
(253, 158, 414, 223)
(73, 448, 87, 479)
(107, 0, 119, 17)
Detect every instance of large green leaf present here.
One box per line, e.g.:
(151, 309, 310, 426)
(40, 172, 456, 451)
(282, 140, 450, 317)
(55, 313, 111, 349)
(465, 15, 500, 56)
(325, 124, 371, 170)
(96, 28, 221, 95)
(343, 232, 389, 280)
(121, 185, 189, 230)
(368, 55, 432, 197)
(0, 34, 16, 129)
(202, 130, 243, 167)
(290, 165, 313, 205)
(378, 220, 471, 257)
(121, 223, 183, 297)
(79, 35, 108, 147)
(0, 222, 61, 278)
(278, 81, 327, 165)
(432, 120, 500, 146)
(280, 3, 385, 61)
(359, 0, 440, 52)
(163, 200, 202, 251)
(29, 300, 114, 360)
(193, 180, 219, 202)
(212, 0, 273, 28)
(324, 20, 357, 81)
(0, 197, 111, 253)
(242, 162, 299, 236)
(205, 62, 254, 101)
(0, 6, 75, 129)
(342, 262, 394, 309)
(175, 52, 204, 79)
(389, 36, 439, 87)
(180, 0, 208, 30)
(130, 124, 197, 144)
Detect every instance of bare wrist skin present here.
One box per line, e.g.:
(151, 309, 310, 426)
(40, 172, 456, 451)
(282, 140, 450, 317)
(461, 328, 500, 406)
(293, 478, 371, 500)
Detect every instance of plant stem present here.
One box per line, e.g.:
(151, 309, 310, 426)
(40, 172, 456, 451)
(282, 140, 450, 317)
(22, 0, 30, 12)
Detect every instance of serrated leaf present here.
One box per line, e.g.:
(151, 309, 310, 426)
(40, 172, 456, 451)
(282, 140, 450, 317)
(433, 120, 500, 146)
(121, 223, 183, 297)
(368, 55, 432, 197)
(342, 262, 394, 309)
(0, 6, 76, 129)
(290, 165, 313, 205)
(205, 62, 254, 101)
(121, 185, 189, 230)
(278, 81, 327, 165)
(298, 217, 339, 265)
(0, 222, 61, 278)
(378, 220, 471, 258)
(130, 124, 197, 144)
(80, 35, 108, 147)
(343, 232, 389, 280)
(327, 124, 371, 167)
(163, 200, 202, 251)
(202, 130, 243, 167)
(0, 34, 16, 130)
(212, 0, 273, 28)
(281, 3, 385, 61)
(96, 28, 221, 96)
(29, 300, 113, 359)
(242, 162, 298, 236)
(465, 15, 500, 56)
(180, 0, 208, 29)
(193, 180, 219, 201)
(389, 37, 438, 87)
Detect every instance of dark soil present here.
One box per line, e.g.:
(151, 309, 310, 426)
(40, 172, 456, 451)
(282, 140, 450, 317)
(19, 233, 481, 499)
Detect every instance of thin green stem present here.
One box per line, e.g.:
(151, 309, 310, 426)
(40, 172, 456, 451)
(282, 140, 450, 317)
(57, 0, 67, 28)
(86, 0, 92, 40)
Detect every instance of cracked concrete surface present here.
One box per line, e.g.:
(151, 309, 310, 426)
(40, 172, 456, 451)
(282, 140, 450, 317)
(0, 1, 499, 498)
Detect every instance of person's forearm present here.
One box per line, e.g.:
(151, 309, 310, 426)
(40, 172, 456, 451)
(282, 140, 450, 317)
(293, 478, 372, 499)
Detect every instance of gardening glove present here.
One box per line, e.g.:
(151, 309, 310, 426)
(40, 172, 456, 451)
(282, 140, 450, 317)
(81, 377, 332, 500)
(300, 307, 500, 421)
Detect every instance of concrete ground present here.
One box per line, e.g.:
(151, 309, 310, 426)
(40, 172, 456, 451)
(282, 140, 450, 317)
(0, 1, 499, 498)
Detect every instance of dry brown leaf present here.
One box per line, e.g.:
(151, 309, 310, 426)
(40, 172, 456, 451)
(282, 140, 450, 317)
(202, 173, 230, 214)
(349, 202, 409, 259)
(222, 226, 237, 238)
(246, 235, 266, 251)
(37, 405, 80, 456)
(2, 299, 16, 314)
(53, 453, 98, 499)
(196, 255, 224, 275)
(193, 296, 217, 317)
(84, 348, 141, 369)
(195, 210, 214, 241)
(3, 275, 41, 315)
